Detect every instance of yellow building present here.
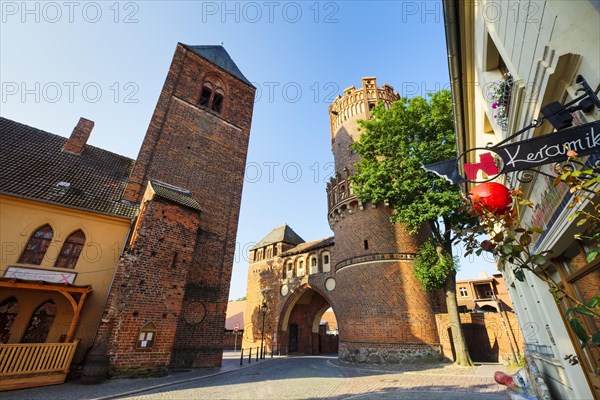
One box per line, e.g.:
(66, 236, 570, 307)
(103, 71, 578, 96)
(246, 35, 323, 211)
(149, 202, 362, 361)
(443, 0, 599, 398)
(0, 117, 137, 389)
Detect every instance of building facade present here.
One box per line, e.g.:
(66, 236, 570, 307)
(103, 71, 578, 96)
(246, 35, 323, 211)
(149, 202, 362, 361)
(443, 0, 599, 398)
(244, 78, 447, 364)
(456, 273, 513, 313)
(0, 43, 255, 389)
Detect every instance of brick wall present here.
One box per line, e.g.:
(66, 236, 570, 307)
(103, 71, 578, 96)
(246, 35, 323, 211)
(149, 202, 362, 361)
(435, 312, 524, 363)
(91, 197, 200, 378)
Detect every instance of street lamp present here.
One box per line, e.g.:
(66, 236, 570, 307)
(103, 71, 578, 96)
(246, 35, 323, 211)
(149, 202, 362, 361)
(260, 302, 267, 359)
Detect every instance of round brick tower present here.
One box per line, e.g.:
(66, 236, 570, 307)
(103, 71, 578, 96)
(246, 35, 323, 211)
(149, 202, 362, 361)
(326, 77, 444, 363)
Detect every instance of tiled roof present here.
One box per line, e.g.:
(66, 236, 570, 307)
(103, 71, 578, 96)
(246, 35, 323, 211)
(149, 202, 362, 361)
(0, 117, 138, 219)
(281, 236, 334, 256)
(251, 224, 305, 250)
(182, 44, 253, 86)
(150, 180, 202, 211)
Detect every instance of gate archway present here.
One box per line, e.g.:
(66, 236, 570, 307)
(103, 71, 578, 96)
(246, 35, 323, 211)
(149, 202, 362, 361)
(279, 284, 338, 355)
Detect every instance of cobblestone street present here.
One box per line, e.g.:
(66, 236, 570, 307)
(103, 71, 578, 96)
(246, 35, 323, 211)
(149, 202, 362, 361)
(3, 353, 508, 400)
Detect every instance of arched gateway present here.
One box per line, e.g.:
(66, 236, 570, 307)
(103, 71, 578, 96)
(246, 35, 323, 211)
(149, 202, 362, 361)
(244, 78, 446, 364)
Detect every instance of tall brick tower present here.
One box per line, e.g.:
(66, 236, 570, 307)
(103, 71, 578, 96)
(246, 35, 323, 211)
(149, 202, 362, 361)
(326, 77, 444, 362)
(125, 44, 255, 368)
(87, 43, 256, 375)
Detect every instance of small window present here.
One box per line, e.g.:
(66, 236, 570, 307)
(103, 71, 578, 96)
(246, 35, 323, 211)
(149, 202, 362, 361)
(310, 256, 318, 275)
(199, 87, 212, 106)
(297, 260, 305, 277)
(0, 297, 19, 343)
(286, 262, 294, 279)
(19, 225, 53, 265)
(322, 252, 330, 273)
(459, 287, 469, 297)
(212, 93, 223, 113)
(22, 300, 56, 343)
(55, 230, 85, 269)
(364, 240, 369, 250)
(137, 322, 156, 348)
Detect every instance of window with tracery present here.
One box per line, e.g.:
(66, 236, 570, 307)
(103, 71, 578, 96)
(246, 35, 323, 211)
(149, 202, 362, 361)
(55, 230, 85, 269)
(22, 300, 56, 343)
(18, 225, 53, 265)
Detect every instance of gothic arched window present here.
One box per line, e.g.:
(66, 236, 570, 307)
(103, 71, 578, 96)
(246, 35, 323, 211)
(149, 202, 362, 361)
(55, 230, 86, 269)
(0, 297, 19, 343)
(18, 225, 53, 265)
(22, 300, 56, 343)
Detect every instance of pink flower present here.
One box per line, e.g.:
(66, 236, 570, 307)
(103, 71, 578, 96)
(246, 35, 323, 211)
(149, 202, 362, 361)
(492, 102, 498, 109)
(567, 149, 578, 158)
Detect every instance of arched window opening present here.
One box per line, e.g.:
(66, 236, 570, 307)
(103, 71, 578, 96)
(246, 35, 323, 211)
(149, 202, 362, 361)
(199, 86, 212, 106)
(138, 322, 157, 348)
(297, 260, 305, 277)
(0, 297, 19, 343)
(322, 252, 331, 272)
(212, 93, 224, 113)
(55, 230, 86, 269)
(22, 300, 56, 343)
(286, 261, 294, 279)
(18, 225, 53, 265)
(310, 256, 318, 275)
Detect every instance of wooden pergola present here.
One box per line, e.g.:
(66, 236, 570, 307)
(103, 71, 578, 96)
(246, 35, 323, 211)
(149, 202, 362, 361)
(0, 277, 92, 343)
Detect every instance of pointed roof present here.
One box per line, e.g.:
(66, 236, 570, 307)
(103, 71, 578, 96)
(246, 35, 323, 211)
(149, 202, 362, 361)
(251, 224, 305, 250)
(182, 44, 252, 86)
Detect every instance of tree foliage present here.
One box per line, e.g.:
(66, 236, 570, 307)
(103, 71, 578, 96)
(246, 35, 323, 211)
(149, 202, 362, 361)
(351, 90, 475, 254)
(414, 239, 457, 290)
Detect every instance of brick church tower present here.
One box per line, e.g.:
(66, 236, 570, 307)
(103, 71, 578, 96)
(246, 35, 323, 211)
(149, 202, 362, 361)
(326, 77, 444, 361)
(84, 43, 255, 379)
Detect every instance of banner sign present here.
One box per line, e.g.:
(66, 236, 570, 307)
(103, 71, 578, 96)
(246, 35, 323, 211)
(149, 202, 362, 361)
(424, 120, 600, 184)
(4, 266, 76, 284)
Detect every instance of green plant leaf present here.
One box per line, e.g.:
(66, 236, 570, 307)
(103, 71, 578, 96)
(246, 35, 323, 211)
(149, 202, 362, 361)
(513, 268, 525, 282)
(569, 318, 589, 346)
(587, 296, 600, 308)
(592, 332, 600, 345)
(586, 251, 598, 263)
(572, 306, 597, 317)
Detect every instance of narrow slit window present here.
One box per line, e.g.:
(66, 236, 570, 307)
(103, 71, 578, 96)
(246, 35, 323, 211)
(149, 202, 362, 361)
(364, 240, 369, 250)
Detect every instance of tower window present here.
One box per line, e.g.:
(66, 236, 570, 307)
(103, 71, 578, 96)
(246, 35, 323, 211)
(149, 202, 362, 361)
(364, 240, 369, 250)
(199, 87, 212, 106)
(212, 93, 223, 113)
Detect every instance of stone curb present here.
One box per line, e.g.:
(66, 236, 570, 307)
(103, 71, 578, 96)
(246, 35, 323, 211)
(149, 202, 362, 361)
(91, 357, 282, 400)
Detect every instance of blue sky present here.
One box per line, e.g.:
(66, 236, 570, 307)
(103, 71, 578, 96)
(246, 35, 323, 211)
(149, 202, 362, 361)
(1, 1, 496, 300)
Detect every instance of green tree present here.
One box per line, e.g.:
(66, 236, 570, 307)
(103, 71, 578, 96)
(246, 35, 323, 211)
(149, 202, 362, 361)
(351, 90, 477, 366)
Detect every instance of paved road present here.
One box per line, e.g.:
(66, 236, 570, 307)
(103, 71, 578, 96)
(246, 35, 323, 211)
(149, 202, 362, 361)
(123, 356, 506, 400)
(2, 354, 508, 400)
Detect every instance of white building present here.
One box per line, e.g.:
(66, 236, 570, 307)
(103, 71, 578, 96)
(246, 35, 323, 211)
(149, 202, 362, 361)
(443, 1, 599, 398)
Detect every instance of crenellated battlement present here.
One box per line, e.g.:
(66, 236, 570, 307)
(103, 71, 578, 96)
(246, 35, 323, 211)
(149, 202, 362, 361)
(328, 77, 399, 136)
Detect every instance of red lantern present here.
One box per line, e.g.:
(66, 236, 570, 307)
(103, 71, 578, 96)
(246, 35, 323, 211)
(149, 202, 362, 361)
(469, 182, 512, 215)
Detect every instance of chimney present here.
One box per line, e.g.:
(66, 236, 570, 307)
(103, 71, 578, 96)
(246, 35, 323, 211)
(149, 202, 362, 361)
(62, 117, 94, 154)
